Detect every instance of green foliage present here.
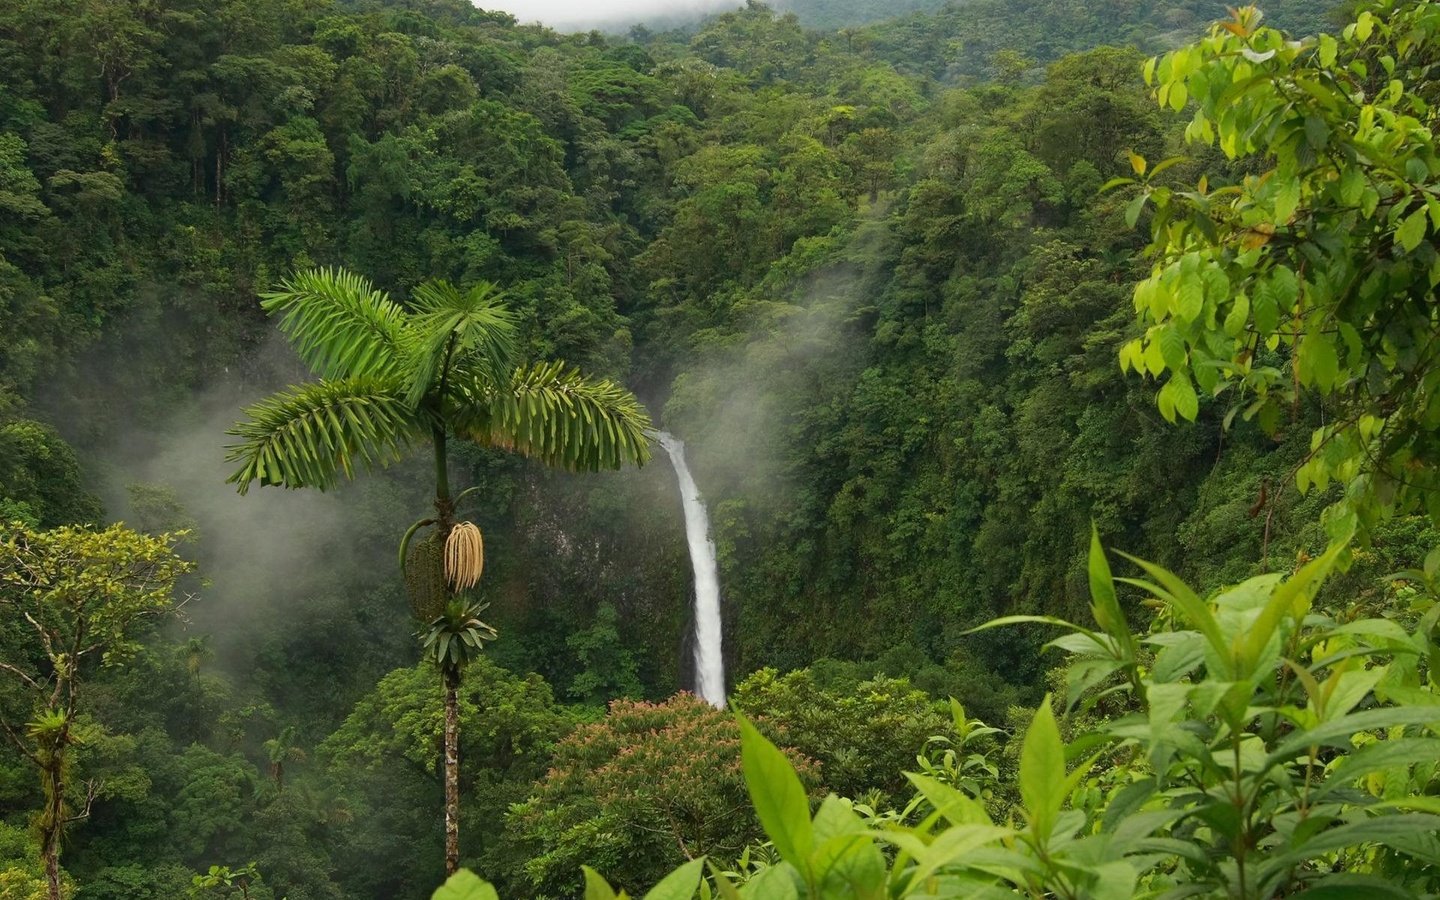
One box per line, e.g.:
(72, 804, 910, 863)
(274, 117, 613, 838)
(189, 863, 271, 900)
(858, 0, 1339, 83)
(564, 603, 644, 706)
(0, 823, 54, 900)
(227, 268, 653, 493)
(0, 522, 192, 672)
(420, 599, 499, 673)
(7, 0, 1413, 898)
(321, 660, 572, 899)
(0, 422, 101, 529)
(432, 870, 498, 900)
(1122, 2, 1440, 536)
(550, 530, 1440, 899)
(506, 695, 817, 899)
(0, 521, 191, 899)
(731, 668, 949, 800)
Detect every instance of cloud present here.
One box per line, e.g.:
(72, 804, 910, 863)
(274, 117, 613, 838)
(476, 0, 740, 30)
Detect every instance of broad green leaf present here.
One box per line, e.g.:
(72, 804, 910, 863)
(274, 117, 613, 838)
(1371, 796, 1440, 815)
(1274, 177, 1302, 221)
(1303, 332, 1340, 391)
(811, 832, 886, 899)
(1176, 279, 1204, 322)
(738, 716, 813, 870)
(1236, 540, 1343, 677)
(644, 859, 706, 900)
(1143, 337, 1168, 376)
(1268, 707, 1440, 763)
(1323, 666, 1384, 720)
(707, 863, 742, 900)
(1116, 554, 1230, 675)
(1396, 207, 1428, 253)
(1257, 814, 1440, 876)
(1126, 192, 1148, 227)
(902, 824, 1011, 887)
(739, 865, 798, 900)
(1252, 280, 1279, 332)
(584, 867, 619, 900)
(812, 796, 865, 844)
(1339, 166, 1364, 205)
(1157, 380, 1177, 422)
(1170, 371, 1199, 421)
(433, 871, 500, 900)
(905, 773, 993, 826)
(1314, 738, 1440, 799)
(1085, 860, 1137, 900)
(1086, 526, 1129, 649)
(1270, 267, 1299, 309)
(1019, 695, 1065, 840)
(1223, 293, 1250, 336)
(1167, 80, 1188, 111)
(1158, 325, 1187, 369)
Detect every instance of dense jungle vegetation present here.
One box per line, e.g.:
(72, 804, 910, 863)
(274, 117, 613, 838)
(8, 0, 1440, 896)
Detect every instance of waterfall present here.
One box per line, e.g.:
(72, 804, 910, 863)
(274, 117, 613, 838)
(656, 432, 726, 708)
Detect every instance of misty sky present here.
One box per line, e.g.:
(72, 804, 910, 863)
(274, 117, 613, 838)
(477, 0, 740, 30)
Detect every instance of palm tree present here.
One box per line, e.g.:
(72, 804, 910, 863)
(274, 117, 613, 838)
(262, 725, 306, 792)
(225, 267, 651, 874)
(180, 635, 213, 681)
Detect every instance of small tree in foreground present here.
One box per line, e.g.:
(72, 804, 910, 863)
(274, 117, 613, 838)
(0, 521, 191, 900)
(226, 268, 652, 876)
(1117, 1, 1440, 536)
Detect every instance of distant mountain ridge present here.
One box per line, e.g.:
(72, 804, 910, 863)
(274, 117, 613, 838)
(771, 0, 948, 28)
(354, 0, 1334, 40)
(856, 0, 1340, 81)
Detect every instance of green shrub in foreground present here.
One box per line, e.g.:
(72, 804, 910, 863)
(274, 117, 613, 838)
(435, 525, 1440, 898)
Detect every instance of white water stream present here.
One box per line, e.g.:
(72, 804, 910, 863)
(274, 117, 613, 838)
(656, 432, 726, 708)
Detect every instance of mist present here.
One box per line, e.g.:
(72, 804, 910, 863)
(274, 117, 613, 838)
(477, 0, 741, 31)
(664, 211, 891, 510)
(53, 326, 424, 689)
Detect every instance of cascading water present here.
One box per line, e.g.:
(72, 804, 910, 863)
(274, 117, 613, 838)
(656, 431, 726, 708)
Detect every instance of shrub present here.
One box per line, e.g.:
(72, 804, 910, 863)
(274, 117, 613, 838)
(506, 694, 817, 899)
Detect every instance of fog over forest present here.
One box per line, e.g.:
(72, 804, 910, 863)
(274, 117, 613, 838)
(477, 0, 740, 30)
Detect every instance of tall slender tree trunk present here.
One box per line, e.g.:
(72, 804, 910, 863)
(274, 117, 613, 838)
(443, 664, 461, 875)
(434, 428, 462, 875)
(41, 745, 65, 900)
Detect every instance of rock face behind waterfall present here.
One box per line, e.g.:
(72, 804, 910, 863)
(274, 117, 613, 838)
(656, 432, 726, 708)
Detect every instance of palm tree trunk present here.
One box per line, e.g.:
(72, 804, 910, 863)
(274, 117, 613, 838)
(433, 427, 453, 530)
(42, 750, 64, 900)
(433, 428, 462, 876)
(443, 664, 461, 875)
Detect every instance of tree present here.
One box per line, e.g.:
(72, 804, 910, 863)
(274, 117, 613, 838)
(731, 667, 949, 800)
(1119, 2, 1440, 537)
(507, 694, 818, 899)
(225, 267, 651, 875)
(260, 726, 305, 793)
(0, 521, 191, 900)
(321, 660, 572, 899)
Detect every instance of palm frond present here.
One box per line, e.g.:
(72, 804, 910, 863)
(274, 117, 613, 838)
(225, 378, 421, 494)
(450, 361, 652, 472)
(262, 267, 413, 380)
(404, 280, 518, 409)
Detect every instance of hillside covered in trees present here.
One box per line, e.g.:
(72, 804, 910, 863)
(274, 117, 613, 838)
(7, 0, 1440, 897)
